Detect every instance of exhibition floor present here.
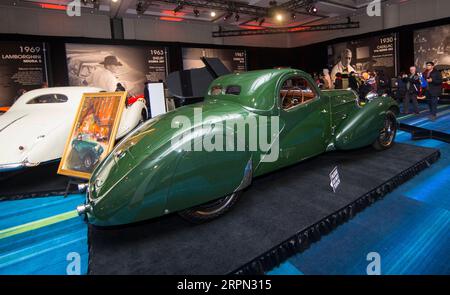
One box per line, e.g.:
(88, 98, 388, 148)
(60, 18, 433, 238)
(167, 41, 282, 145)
(0, 111, 449, 275)
(269, 113, 450, 275)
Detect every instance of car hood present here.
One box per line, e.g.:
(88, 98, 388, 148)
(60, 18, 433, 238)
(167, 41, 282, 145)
(0, 109, 68, 164)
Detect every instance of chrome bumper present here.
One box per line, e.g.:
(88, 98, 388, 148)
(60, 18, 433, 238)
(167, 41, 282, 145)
(0, 159, 40, 172)
(76, 184, 93, 216)
(76, 203, 92, 216)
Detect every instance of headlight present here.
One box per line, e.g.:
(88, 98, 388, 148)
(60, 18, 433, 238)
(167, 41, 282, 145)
(365, 91, 378, 102)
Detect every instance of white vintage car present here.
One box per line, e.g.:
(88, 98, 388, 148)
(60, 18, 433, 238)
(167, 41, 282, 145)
(0, 87, 147, 172)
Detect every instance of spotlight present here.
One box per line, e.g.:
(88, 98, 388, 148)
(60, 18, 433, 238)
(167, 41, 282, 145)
(136, 1, 145, 15)
(193, 8, 200, 17)
(223, 12, 233, 21)
(210, 11, 216, 17)
(291, 13, 296, 20)
(112, 0, 118, 3)
(174, 4, 184, 13)
(308, 5, 318, 14)
(275, 13, 283, 22)
(234, 13, 240, 22)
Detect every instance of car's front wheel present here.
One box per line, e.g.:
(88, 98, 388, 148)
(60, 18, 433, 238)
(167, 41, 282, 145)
(373, 110, 397, 150)
(178, 191, 243, 224)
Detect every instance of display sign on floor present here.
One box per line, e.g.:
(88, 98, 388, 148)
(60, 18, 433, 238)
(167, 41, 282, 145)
(0, 41, 48, 107)
(327, 33, 398, 84)
(182, 47, 247, 73)
(58, 91, 127, 179)
(329, 166, 341, 193)
(65, 43, 168, 96)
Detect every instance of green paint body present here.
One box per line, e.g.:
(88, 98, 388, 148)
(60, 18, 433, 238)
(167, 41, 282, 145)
(85, 69, 399, 226)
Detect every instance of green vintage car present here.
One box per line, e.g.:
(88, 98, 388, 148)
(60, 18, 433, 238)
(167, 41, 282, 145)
(70, 138, 104, 172)
(77, 69, 399, 226)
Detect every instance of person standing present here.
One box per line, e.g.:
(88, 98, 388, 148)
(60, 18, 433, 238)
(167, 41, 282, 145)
(86, 56, 123, 92)
(403, 66, 421, 114)
(323, 69, 333, 90)
(395, 72, 407, 103)
(425, 62, 443, 121)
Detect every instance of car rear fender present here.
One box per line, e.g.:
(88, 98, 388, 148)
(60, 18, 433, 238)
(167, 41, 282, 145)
(333, 97, 398, 150)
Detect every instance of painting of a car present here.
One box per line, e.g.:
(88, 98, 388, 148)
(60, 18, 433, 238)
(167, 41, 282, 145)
(77, 69, 399, 226)
(0, 87, 147, 173)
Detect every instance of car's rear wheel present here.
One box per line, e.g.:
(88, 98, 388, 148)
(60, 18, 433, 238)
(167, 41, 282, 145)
(373, 110, 397, 150)
(178, 191, 243, 224)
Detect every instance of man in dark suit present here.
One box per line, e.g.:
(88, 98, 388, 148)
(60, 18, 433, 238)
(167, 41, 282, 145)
(425, 61, 443, 121)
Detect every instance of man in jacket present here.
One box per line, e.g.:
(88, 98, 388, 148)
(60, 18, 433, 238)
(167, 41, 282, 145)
(425, 62, 443, 120)
(403, 66, 421, 114)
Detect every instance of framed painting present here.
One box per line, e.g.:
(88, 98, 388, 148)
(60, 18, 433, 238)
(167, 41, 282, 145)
(58, 91, 127, 179)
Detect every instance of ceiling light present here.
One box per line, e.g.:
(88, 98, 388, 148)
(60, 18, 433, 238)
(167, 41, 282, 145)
(210, 11, 216, 17)
(223, 12, 233, 21)
(276, 13, 283, 21)
(111, 0, 118, 3)
(174, 4, 184, 13)
(308, 5, 318, 14)
(291, 13, 296, 20)
(193, 8, 200, 17)
(136, 1, 145, 15)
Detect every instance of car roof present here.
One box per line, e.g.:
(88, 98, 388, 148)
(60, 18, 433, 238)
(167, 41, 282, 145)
(205, 68, 311, 112)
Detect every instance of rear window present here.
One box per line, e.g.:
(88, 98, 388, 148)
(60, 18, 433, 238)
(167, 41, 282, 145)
(27, 94, 68, 104)
(225, 85, 241, 95)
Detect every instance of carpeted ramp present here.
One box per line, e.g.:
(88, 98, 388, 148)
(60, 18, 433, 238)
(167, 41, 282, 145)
(88, 143, 440, 275)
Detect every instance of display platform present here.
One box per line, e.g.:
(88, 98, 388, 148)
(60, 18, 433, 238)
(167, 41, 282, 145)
(400, 123, 450, 143)
(0, 162, 79, 201)
(88, 143, 440, 275)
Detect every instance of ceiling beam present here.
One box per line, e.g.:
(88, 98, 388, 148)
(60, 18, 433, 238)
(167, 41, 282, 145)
(212, 20, 360, 37)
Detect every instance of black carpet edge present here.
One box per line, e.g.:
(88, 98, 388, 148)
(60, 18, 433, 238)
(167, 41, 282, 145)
(0, 190, 79, 201)
(231, 149, 441, 275)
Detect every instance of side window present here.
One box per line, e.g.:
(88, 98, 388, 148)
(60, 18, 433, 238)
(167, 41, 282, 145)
(280, 77, 317, 110)
(27, 94, 68, 104)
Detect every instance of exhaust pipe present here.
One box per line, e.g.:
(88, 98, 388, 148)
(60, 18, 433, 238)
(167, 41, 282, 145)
(76, 203, 92, 215)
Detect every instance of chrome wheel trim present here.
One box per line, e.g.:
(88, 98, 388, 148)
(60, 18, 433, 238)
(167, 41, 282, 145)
(379, 114, 397, 147)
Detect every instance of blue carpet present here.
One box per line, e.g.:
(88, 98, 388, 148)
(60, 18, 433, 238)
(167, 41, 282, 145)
(0, 195, 88, 275)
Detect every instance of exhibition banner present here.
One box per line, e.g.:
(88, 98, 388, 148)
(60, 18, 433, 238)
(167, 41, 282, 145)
(66, 43, 168, 96)
(0, 41, 48, 107)
(182, 47, 247, 73)
(328, 33, 397, 81)
(414, 24, 450, 70)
